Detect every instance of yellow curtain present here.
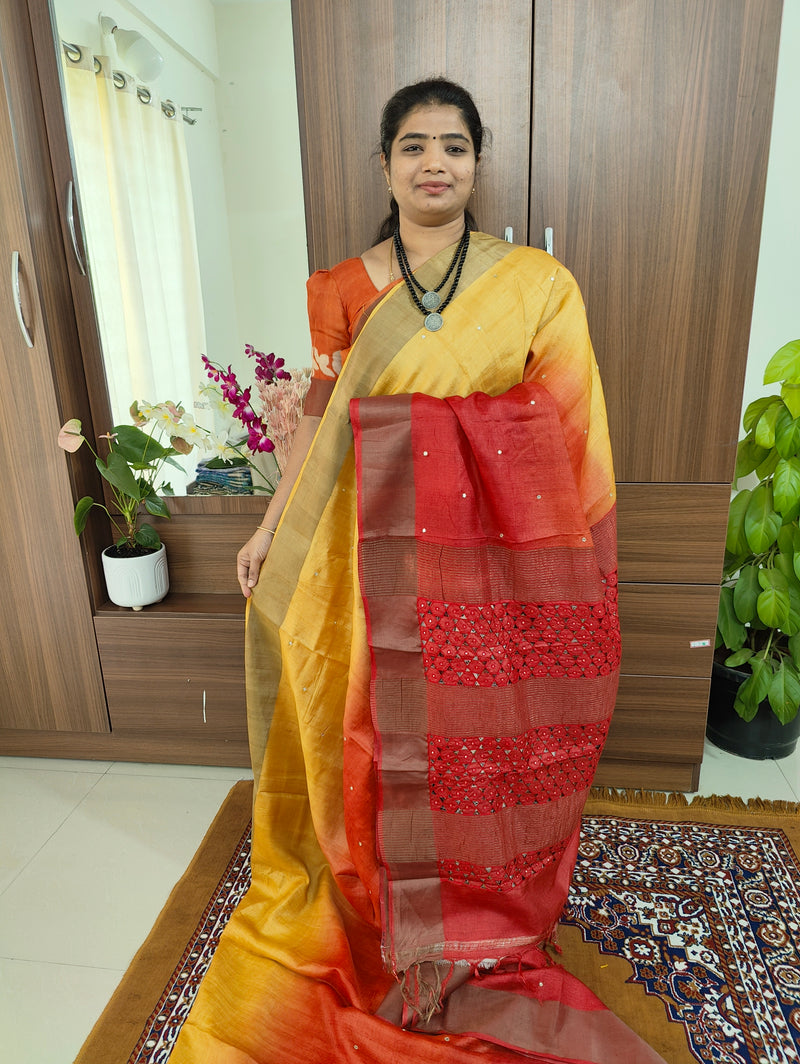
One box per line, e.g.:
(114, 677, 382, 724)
(61, 47, 205, 443)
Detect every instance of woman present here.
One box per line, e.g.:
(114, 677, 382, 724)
(173, 79, 664, 1063)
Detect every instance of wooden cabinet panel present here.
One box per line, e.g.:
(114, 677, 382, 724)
(618, 583, 719, 678)
(95, 614, 247, 741)
(605, 675, 709, 763)
(0, 4, 107, 733)
(616, 483, 730, 584)
(291, 0, 533, 269)
(530, 0, 781, 483)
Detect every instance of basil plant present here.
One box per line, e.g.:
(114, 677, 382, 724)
(717, 339, 800, 724)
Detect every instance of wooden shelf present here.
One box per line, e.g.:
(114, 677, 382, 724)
(96, 593, 245, 620)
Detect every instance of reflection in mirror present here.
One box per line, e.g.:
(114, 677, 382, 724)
(49, 0, 310, 494)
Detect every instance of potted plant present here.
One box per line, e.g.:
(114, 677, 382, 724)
(57, 415, 187, 609)
(710, 337, 800, 758)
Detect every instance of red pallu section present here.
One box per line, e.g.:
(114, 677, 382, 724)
(348, 386, 663, 1060)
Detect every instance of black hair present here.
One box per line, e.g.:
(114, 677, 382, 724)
(374, 77, 486, 244)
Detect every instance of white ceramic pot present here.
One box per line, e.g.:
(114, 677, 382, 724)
(101, 543, 169, 610)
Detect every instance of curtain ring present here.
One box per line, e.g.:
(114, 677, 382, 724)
(62, 42, 82, 63)
(112, 70, 126, 90)
(137, 86, 152, 105)
(161, 100, 176, 118)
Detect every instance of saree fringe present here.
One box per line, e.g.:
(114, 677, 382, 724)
(588, 787, 800, 816)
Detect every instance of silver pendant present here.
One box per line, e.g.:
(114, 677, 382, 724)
(421, 290, 441, 311)
(424, 312, 444, 331)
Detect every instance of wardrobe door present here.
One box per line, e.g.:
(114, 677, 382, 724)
(528, 0, 782, 789)
(0, 3, 108, 732)
(529, 0, 782, 484)
(291, 0, 533, 269)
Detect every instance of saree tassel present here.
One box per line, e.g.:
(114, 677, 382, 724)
(398, 961, 453, 1026)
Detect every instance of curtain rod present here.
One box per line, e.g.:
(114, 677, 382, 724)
(62, 41, 200, 125)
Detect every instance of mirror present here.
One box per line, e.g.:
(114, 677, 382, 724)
(48, 0, 310, 495)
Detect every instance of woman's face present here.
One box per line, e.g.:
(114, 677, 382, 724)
(382, 105, 478, 228)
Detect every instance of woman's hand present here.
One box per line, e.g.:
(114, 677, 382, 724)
(237, 527, 275, 598)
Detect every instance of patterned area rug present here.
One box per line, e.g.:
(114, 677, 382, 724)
(565, 808, 800, 1063)
(74, 785, 800, 1064)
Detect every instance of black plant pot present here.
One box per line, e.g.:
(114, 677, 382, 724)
(706, 660, 800, 760)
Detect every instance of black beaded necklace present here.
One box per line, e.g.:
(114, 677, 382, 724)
(393, 223, 471, 331)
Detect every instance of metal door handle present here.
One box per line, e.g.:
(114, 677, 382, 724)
(544, 227, 554, 256)
(66, 180, 86, 275)
(11, 252, 33, 348)
(504, 226, 513, 243)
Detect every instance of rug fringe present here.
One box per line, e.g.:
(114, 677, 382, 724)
(588, 787, 800, 816)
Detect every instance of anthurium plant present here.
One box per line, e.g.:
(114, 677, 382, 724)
(58, 415, 188, 553)
(717, 338, 800, 724)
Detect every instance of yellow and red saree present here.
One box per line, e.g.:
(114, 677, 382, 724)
(171, 234, 664, 1062)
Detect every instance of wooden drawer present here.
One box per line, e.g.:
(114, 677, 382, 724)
(604, 674, 709, 763)
(616, 483, 730, 584)
(95, 613, 247, 740)
(618, 582, 719, 678)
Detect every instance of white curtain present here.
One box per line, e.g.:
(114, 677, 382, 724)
(61, 47, 206, 429)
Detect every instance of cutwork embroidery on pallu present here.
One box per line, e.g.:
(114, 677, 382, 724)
(441, 837, 570, 893)
(417, 575, 620, 687)
(564, 816, 800, 1064)
(429, 721, 611, 815)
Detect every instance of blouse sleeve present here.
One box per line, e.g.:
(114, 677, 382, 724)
(304, 268, 351, 416)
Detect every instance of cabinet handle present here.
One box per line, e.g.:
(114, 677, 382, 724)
(66, 180, 86, 276)
(544, 227, 554, 256)
(10, 251, 34, 348)
(504, 226, 513, 242)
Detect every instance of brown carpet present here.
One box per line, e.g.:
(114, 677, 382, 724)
(74, 784, 800, 1064)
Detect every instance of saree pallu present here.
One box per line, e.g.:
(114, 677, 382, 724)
(171, 234, 665, 1063)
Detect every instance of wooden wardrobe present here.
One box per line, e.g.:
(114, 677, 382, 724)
(291, 0, 783, 789)
(0, 0, 783, 787)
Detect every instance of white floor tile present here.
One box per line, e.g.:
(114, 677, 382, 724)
(0, 772, 234, 970)
(0, 958, 123, 1064)
(692, 739, 798, 801)
(0, 767, 103, 895)
(105, 760, 252, 780)
(0, 756, 112, 774)
(775, 744, 800, 799)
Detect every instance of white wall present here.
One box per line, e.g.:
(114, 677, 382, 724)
(213, 1, 309, 377)
(738, 0, 800, 426)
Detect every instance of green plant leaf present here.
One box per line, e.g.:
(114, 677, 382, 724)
(73, 496, 95, 535)
(788, 631, 800, 668)
(754, 403, 782, 448)
(717, 585, 746, 650)
(724, 648, 755, 668)
(764, 339, 800, 384)
(98, 451, 141, 501)
(144, 495, 171, 520)
(743, 395, 779, 432)
(733, 564, 761, 624)
(775, 407, 800, 459)
(113, 424, 172, 465)
(783, 583, 800, 636)
(734, 657, 772, 721)
(773, 457, 800, 515)
(734, 437, 769, 480)
(758, 567, 789, 592)
(781, 383, 800, 419)
(744, 483, 781, 554)
(768, 661, 800, 724)
(725, 489, 751, 556)
(134, 523, 161, 549)
(756, 585, 790, 628)
(755, 448, 781, 480)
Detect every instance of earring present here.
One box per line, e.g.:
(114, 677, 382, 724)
(387, 185, 393, 195)
(472, 187, 476, 195)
